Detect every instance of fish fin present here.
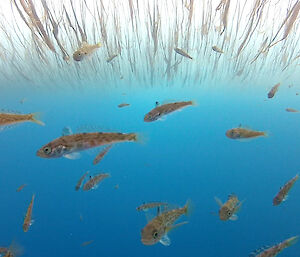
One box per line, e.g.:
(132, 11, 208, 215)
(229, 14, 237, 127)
(96, 42, 102, 48)
(30, 219, 35, 226)
(168, 221, 189, 232)
(145, 212, 155, 222)
(7, 241, 24, 257)
(283, 195, 289, 201)
(81, 41, 88, 47)
(285, 236, 299, 247)
(135, 133, 148, 145)
(229, 214, 238, 221)
(159, 234, 171, 246)
(155, 101, 160, 106)
(214, 197, 223, 208)
(62, 126, 73, 136)
(161, 99, 177, 105)
(64, 152, 81, 160)
(30, 113, 45, 126)
(190, 100, 197, 106)
(0, 124, 18, 132)
(183, 199, 193, 217)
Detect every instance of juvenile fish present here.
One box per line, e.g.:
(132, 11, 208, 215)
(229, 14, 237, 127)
(83, 173, 110, 191)
(250, 236, 298, 257)
(144, 101, 195, 122)
(212, 45, 224, 53)
(226, 127, 267, 140)
(268, 83, 281, 98)
(81, 240, 94, 247)
(16, 184, 27, 192)
(73, 41, 101, 61)
(0, 112, 44, 127)
(75, 171, 89, 191)
(118, 103, 130, 108)
(273, 174, 298, 206)
(141, 201, 190, 246)
(286, 108, 299, 112)
(137, 202, 168, 212)
(23, 194, 35, 232)
(215, 194, 242, 221)
(93, 144, 113, 165)
(174, 48, 193, 59)
(37, 132, 139, 159)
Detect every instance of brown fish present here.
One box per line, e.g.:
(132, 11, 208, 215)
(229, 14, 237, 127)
(174, 48, 193, 59)
(0, 112, 44, 127)
(2, 242, 23, 257)
(23, 194, 35, 232)
(36, 132, 139, 159)
(212, 46, 224, 53)
(16, 184, 27, 192)
(144, 101, 195, 122)
(137, 202, 168, 212)
(268, 83, 280, 98)
(215, 195, 242, 221)
(226, 127, 267, 140)
(252, 236, 298, 257)
(118, 103, 130, 108)
(286, 108, 299, 112)
(81, 240, 94, 247)
(141, 201, 190, 246)
(75, 171, 89, 191)
(0, 247, 8, 254)
(93, 144, 113, 165)
(73, 41, 101, 61)
(83, 173, 110, 191)
(273, 174, 298, 206)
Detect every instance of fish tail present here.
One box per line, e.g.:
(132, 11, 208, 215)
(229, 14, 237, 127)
(30, 113, 45, 126)
(284, 236, 298, 248)
(189, 100, 197, 106)
(8, 240, 24, 257)
(133, 133, 148, 145)
(183, 199, 193, 217)
(96, 42, 102, 48)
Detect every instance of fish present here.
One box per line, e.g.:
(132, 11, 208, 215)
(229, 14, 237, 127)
(226, 127, 267, 140)
(93, 144, 113, 165)
(75, 171, 89, 191)
(250, 236, 298, 257)
(137, 202, 168, 212)
(273, 174, 298, 206)
(81, 240, 94, 247)
(141, 201, 190, 246)
(174, 48, 193, 59)
(73, 41, 101, 61)
(106, 54, 118, 63)
(36, 132, 139, 159)
(0, 247, 8, 254)
(16, 184, 27, 192)
(118, 103, 130, 108)
(2, 242, 23, 257)
(215, 194, 242, 221)
(144, 101, 195, 122)
(267, 83, 281, 98)
(82, 173, 110, 191)
(23, 194, 35, 232)
(212, 45, 224, 53)
(286, 108, 299, 112)
(0, 112, 44, 127)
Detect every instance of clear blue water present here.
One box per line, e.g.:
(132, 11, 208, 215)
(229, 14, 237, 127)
(0, 85, 299, 257)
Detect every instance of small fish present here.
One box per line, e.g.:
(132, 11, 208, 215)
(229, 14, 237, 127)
(36, 132, 140, 159)
(0, 112, 44, 127)
(251, 236, 298, 257)
(79, 214, 83, 221)
(286, 108, 299, 112)
(83, 173, 110, 191)
(226, 127, 267, 140)
(174, 48, 193, 59)
(141, 201, 190, 246)
(212, 45, 224, 53)
(268, 83, 281, 98)
(16, 184, 27, 192)
(118, 103, 130, 108)
(144, 101, 195, 122)
(23, 194, 35, 232)
(215, 194, 242, 221)
(73, 41, 101, 61)
(137, 202, 168, 212)
(106, 54, 118, 63)
(81, 240, 94, 247)
(19, 98, 26, 104)
(273, 174, 298, 206)
(93, 144, 113, 165)
(2, 242, 23, 257)
(75, 171, 89, 191)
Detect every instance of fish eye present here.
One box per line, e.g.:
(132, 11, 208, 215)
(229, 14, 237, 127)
(227, 210, 232, 216)
(43, 146, 52, 155)
(153, 231, 158, 239)
(78, 53, 81, 56)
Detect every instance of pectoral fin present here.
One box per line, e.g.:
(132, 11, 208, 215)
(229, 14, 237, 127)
(64, 152, 81, 160)
(214, 197, 223, 208)
(159, 234, 171, 246)
(229, 214, 238, 221)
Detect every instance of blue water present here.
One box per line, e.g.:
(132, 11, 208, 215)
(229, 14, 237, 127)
(1, 85, 299, 257)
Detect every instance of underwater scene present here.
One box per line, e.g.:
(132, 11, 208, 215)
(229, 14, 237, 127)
(0, 0, 300, 256)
